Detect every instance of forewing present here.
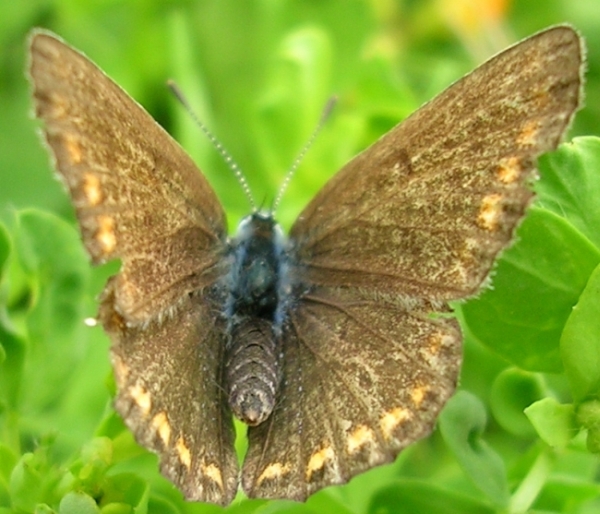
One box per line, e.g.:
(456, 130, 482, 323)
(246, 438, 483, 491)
(290, 26, 583, 301)
(105, 291, 238, 505)
(242, 288, 461, 499)
(29, 31, 227, 324)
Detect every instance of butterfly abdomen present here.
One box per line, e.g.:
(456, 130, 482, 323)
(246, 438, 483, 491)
(224, 213, 287, 426)
(225, 317, 280, 425)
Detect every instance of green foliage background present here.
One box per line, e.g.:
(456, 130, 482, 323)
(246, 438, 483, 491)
(1, 0, 599, 513)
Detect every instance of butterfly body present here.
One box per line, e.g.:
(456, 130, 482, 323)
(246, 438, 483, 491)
(29, 26, 584, 505)
(224, 212, 288, 426)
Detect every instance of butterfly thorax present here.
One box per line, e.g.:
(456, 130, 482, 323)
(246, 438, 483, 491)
(224, 212, 287, 426)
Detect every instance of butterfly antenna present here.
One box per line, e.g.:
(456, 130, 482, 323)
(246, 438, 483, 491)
(167, 80, 256, 211)
(271, 96, 337, 214)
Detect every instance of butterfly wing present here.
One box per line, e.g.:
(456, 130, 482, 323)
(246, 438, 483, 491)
(29, 31, 227, 323)
(108, 293, 238, 504)
(29, 31, 238, 504)
(243, 26, 583, 499)
(243, 288, 461, 499)
(289, 26, 583, 301)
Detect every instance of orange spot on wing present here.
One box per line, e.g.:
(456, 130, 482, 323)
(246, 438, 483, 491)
(306, 444, 335, 481)
(64, 133, 82, 164)
(96, 215, 116, 254)
(477, 193, 503, 231)
(380, 407, 411, 439)
(176, 437, 192, 469)
(83, 173, 102, 205)
(516, 120, 540, 148)
(497, 156, 522, 184)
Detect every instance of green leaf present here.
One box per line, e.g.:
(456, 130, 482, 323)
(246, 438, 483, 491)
(100, 503, 139, 514)
(101, 473, 149, 514)
(561, 262, 600, 401)
(15, 209, 90, 342)
(524, 398, 578, 448)
(576, 399, 600, 453)
(34, 505, 55, 514)
(72, 437, 113, 491)
(0, 221, 10, 279)
(508, 449, 555, 514)
(0, 444, 17, 507)
(490, 368, 544, 437)
(576, 399, 600, 429)
(585, 427, 600, 453)
(0, 444, 17, 481)
(368, 478, 495, 514)
(536, 137, 600, 249)
(0, 312, 26, 410)
(305, 492, 356, 514)
(9, 453, 44, 512)
(439, 391, 509, 508)
(59, 491, 100, 514)
(533, 475, 600, 512)
(8, 209, 109, 453)
(463, 207, 600, 372)
(252, 500, 315, 513)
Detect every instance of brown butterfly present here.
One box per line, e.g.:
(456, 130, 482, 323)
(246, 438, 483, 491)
(29, 26, 583, 505)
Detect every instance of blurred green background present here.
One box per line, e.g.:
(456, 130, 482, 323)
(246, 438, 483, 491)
(1, 0, 600, 513)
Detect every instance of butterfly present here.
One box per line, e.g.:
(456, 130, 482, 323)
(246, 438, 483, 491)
(29, 26, 583, 505)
